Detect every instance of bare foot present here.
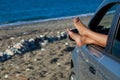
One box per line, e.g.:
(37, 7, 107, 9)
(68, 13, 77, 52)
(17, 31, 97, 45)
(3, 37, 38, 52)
(67, 29, 85, 46)
(74, 17, 88, 36)
(67, 29, 95, 46)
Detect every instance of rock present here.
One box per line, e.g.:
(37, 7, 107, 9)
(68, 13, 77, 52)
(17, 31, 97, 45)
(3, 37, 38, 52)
(29, 38, 35, 42)
(41, 48, 46, 51)
(29, 38, 36, 49)
(40, 40, 48, 46)
(20, 39, 25, 44)
(60, 32, 65, 39)
(0, 51, 3, 57)
(57, 63, 61, 66)
(10, 37, 15, 40)
(39, 35, 44, 38)
(39, 70, 47, 77)
(11, 47, 22, 54)
(40, 34, 48, 40)
(65, 42, 69, 46)
(50, 58, 59, 64)
(23, 32, 29, 35)
(63, 46, 74, 52)
(21, 40, 30, 52)
(5, 49, 14, 56)
(13, 43, 23, 49)
(47, 36, 55, 43)
(34, 37, 41, 47)
(57, 31, 60, 35)
(56, 35, 61, 40)
(26, 68, 30, 71)
(4, 74, 8, 78)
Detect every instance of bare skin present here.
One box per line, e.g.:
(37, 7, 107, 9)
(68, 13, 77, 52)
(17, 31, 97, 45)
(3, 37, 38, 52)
(68, 17, 108, 47)
(67, 29, 95, 46)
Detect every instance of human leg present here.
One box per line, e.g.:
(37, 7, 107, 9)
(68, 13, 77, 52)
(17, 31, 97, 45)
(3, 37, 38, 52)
(73, 17, 108, 47)
(67, 29, 95, 47)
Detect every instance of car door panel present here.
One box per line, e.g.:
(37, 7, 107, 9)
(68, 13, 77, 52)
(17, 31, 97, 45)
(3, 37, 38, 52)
(77, 45, 104, 80)
(98, 55, 120, 80)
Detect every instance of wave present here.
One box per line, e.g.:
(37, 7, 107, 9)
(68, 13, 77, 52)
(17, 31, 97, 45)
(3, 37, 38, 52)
(0, 12, 94, 28)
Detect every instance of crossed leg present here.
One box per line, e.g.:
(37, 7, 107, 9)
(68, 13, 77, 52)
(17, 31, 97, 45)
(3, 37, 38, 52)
(68, 17, 108, 47)
(67, 29, 95, 47)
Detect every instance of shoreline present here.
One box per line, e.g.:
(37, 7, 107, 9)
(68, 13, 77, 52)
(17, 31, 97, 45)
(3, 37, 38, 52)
(0, 13, 94, 28)
(0, 15, 92, 36)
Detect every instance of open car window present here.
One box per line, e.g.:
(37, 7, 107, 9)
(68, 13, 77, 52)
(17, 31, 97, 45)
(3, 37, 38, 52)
(96, 5, 118, 35)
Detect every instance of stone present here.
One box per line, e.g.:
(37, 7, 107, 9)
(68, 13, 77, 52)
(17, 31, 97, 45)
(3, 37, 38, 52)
(65, 42, 69, 46)
(40, 40, 48, 46)
(10, 37, 15, 40)
(29, 38, 36, 49)
(29, 38, 35, 42)
(0, 51, 3, 57)
(11, 47, 22, 54)
(4, 74, 8, 78)
(13, 43, 23, 49)
(5, 49, 14, 56)
(50, 58, 59, 64)
(20, 39, 25, 44)
(41, 48, 46, 51)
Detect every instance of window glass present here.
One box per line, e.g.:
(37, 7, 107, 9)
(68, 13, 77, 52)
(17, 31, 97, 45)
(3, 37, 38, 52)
(112, 22, 120, 59)
(97, 5, 117, 34)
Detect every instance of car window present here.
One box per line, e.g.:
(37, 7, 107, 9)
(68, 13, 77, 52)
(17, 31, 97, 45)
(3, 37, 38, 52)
(112, 20, 120, 59)
(97, 5, 117, 35)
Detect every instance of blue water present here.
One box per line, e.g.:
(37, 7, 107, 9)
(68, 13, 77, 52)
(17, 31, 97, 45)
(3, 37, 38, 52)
(0, 0, 103, 26)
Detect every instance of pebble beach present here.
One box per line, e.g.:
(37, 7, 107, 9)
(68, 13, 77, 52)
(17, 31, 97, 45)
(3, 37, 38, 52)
(0, 16, 91, 80)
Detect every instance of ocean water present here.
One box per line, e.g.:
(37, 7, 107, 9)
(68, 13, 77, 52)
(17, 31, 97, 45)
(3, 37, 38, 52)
(0, 0, 103, 26)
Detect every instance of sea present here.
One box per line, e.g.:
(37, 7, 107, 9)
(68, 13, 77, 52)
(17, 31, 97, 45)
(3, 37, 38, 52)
(0, 0, 103, 27)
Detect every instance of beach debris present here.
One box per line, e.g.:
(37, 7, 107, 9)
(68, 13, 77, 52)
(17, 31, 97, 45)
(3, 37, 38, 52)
(0, 31, 68, 62)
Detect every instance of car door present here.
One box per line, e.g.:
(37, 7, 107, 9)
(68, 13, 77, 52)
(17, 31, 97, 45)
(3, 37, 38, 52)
(77, 1, 120, 80)
(77, 45, 103, 80)
(97, 6, 120, 80)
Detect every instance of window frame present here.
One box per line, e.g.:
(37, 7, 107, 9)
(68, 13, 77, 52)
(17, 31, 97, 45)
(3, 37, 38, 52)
(106, 5, 120, 53)
(88, 3, 120, 54)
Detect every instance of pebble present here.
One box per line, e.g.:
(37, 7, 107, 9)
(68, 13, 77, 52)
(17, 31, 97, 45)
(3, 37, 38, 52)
(0, 51, 3, 56)
(34, 58, 37, 62)
(26, 68, 30, 71)
(57, 63, 61, 66)
(5, 49, 14, 56)
(13, 43, 23, 49)
(20, 39, 25, 43)
(10, 37, 15, 40)
(65, 42, 69, 46)
(50, 58, 59, 64)
(41, 48, 46, 51)
(29, 38, 35, 42)
(4, 74, 8, 78)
